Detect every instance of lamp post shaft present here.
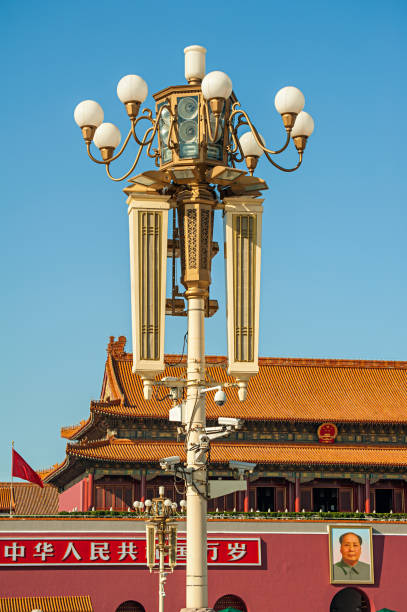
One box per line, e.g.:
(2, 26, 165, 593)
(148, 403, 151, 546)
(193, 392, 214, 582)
(159, 544, 165, 612)
(185, 293, 210, 610)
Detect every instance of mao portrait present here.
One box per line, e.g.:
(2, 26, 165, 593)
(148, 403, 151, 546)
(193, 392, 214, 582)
(329, 526, 374, 584)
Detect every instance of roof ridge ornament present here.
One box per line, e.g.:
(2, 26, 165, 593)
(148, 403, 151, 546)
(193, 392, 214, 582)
(107, 335, 127, 357)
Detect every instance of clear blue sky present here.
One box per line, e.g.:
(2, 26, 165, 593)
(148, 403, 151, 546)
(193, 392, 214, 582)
(1, 0, 405, 481)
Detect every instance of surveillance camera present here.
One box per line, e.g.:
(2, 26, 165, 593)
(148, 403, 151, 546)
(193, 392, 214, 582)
(218, 417, 244, 429)
(199, 434, 210, 446)
(214, 388, 227, 407)
(159, 456, 181, 470)
(229, 460, 257, 474)
(169, 387, 183, 401)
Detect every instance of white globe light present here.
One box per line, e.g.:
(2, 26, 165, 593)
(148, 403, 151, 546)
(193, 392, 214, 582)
(180, 499, 186, 507)
(239, 131, 265, 157)
(171, 502, 178, 509)
(93, 122, 121, 149)
(164, 499, 172, 507)
(117, 74, 148, 103)
(201, 71, 233, 100)
(74, 100, 104, 128)
(274, 86, 305, 115)
(132, 501, 139, 508)
(145, 499, 152, 507)
(291, 111, 315, 138)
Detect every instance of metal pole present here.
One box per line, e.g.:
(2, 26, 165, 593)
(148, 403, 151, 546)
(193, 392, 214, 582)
(10, 441, 14, 518)
(159, 541, 165, 612)
(185, 293, 209, 611)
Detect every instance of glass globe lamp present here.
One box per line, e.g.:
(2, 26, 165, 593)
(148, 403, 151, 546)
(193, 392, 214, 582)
(93, 123, 121, 160)
(291, 111, 315, 153)
(117, 74, 148, 119)
(239, 131, 265, 174)
(74, 100, 104, 142)
(274, 86, 305, 130)
(201, 71, 233, 117)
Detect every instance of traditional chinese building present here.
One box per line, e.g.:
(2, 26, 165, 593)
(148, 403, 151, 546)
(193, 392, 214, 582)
(45, 336, 407, 516)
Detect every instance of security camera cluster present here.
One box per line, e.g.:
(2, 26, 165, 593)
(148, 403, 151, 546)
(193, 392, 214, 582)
(154, 377, 255, 493)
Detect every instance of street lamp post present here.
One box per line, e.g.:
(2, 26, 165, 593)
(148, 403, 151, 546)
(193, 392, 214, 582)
(134, 487, 184, 612)
(74, 45, 314, 612)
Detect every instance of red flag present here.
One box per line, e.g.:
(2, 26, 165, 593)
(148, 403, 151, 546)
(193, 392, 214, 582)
(12, 449, 44, 488)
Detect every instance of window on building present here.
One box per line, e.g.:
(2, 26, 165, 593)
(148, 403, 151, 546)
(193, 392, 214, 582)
(208, 492, 239, 512)
(394, 488, 404, 512)
(257, 487, 275, 511)
(313, 488, 338, 512)
(330, 587, 370, 611)
(300, 487, 312, 510)
(375, 489, 393, 513)
(213, 594, 248, 612)
(94, 477, 135, 510)
(338, 487, 353, 512)
(116, 601, 146, 612)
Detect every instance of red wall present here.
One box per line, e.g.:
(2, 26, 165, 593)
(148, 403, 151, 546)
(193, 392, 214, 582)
(59, 480, 85, 512)
(0, 527, 404, 612)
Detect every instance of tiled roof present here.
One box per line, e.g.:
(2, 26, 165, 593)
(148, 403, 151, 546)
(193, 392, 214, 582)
(0, 487, 14, 512)
(61, 419, 90, 439)
(60, 402, 121, 440)
(37, 463, 64, 479)
(0, 483, 58, 515)
(102, 339, 407, 423)
(66, 438, 407, 468)
(0, 596, 93, 612)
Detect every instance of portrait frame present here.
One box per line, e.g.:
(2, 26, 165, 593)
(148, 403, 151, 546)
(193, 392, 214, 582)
(329, 525, 374, 584)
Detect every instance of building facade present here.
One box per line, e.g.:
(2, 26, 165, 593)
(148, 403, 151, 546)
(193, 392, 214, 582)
(46, 336, 407, 516)
(0, 518, 404, 612)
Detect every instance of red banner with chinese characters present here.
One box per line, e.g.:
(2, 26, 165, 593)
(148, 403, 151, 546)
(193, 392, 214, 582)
(0, 537, 261, 566)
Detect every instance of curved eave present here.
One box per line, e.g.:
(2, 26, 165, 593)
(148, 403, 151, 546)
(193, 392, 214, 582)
(82, 398, 407, 425)
(61, 418, 92, 440)
(64, 439, 407, 471)
(43, 456, 73, 490)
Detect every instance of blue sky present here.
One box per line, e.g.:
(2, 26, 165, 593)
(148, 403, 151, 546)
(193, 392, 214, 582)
(1, 0, 405, 481)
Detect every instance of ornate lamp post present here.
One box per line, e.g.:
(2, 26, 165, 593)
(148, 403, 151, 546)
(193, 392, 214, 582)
(134, 487, 184, 612)
(74, 45, 314, 612)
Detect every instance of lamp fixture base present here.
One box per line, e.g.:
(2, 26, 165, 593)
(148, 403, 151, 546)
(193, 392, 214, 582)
(245, 155, 259, 175)
(81, 125, 96, 143)
(100, 147, 115, 160)
(281, 112, 297, 130)
(293, 135, 308, 153)
(209, 97, 224, 117)
(125, 101, 141, 119)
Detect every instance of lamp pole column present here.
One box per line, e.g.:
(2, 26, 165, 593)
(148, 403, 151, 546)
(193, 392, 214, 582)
(158, 526, 166, 612)
(178, 184, 215, 612)
(185, 290, 208, 610)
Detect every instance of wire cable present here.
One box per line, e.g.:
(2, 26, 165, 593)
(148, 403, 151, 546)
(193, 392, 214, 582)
(165, 332, 188, 367)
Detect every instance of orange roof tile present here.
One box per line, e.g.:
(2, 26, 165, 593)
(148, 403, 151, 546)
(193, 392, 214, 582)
(0, 596, 93, 612)
(66, 438, 407, 468)
(0, 487, 14, 512)
(0, 483, 58, 515)
(102, 342, 407, 423)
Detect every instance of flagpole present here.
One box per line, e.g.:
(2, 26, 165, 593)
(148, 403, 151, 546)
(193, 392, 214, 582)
(10, 441, 14, 518)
